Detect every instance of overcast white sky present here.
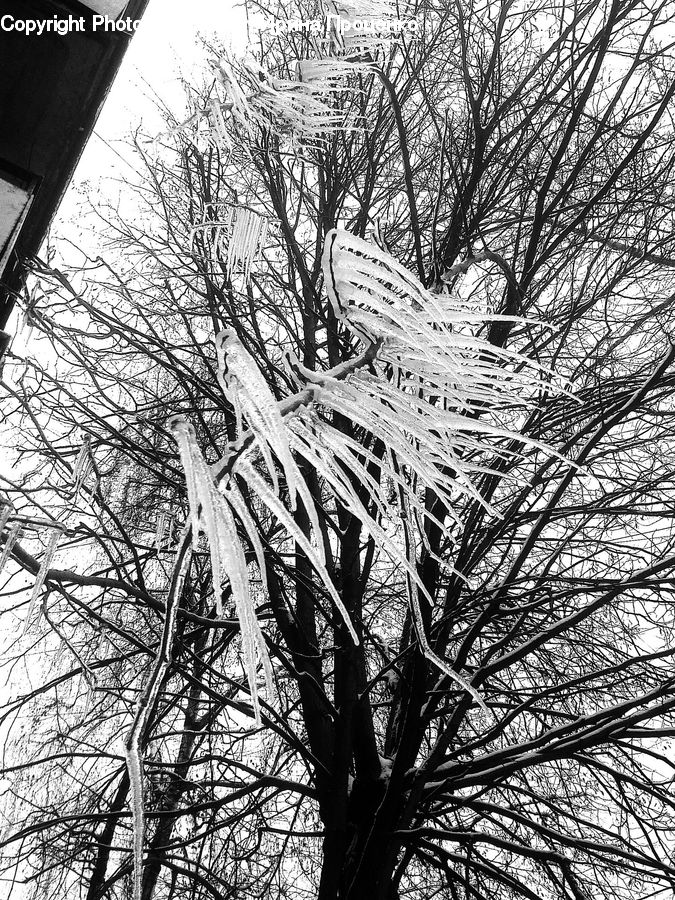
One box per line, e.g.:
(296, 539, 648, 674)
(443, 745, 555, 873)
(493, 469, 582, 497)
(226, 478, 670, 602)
(98, 0, 244, 131)
(54, 0, 246, 236)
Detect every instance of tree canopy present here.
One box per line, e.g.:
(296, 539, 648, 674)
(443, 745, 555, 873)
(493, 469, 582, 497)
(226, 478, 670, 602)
(3, 1, 675, 899)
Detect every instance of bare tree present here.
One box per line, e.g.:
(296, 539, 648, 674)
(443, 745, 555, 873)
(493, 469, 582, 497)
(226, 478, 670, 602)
(3, 1, 675, 899)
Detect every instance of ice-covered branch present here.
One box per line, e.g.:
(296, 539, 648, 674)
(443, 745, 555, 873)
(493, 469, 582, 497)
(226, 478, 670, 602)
(129, 229, 567, 897)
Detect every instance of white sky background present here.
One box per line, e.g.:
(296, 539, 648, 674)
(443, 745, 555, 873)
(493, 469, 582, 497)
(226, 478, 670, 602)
(53, 0, 247, 255)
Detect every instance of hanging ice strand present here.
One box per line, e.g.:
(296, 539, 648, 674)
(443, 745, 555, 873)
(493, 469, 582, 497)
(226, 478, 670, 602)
(154, 513, 173, 551)
(226, 208, 268, 283)
(0, 504, 11, 535)
(212, 53, 364, 145)
(214, 330, 359, 644)
(125, 540, 194, 900)
(23, 527, 61, 632)
(209, 98, 231, 148)
(0, 521, 21, 575)
(169, 417, 274, 723)
(71, 436, 92, 504)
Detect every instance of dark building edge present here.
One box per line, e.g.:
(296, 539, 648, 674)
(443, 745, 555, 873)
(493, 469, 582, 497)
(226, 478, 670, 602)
(0, 0, 151, 343)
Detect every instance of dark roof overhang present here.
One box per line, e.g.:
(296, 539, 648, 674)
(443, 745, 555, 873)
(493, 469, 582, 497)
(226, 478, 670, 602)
(0, 0, 150, 335)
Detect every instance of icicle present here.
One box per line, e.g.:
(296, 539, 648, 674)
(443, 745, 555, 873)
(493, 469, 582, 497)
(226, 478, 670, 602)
(71, 437, 92, 502)
(154, 513, 172, 550)
(126, 730, 145, 900)
(326, 0, 405, 16)
(172, 421, 228, 614)
(0, 505, 12, 537)
(215, 55, 254, 128)
(126, 539, 193, 900)
(0, 522, 21, 575)
(398, 487, 493, 720)
(216, 330, 304, 507)
(289, 416, 454, 609)
(169, 419, 203, 539)
(297, 58, 371, 87)
(211, 52, 366, 145)
(20, 309, 34, 347)
(225, 207, 268, 283)
(225, 480, 268, 596)
(169, 418, 274, 719)
(320, 0, 399, 56)
(209, 98, 231, 148)
(23, 528, 61, 633)
(233, 454, 359, 645)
